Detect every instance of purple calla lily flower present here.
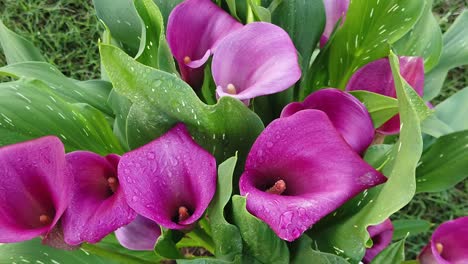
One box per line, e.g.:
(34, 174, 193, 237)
(281, 88, 374, 154)
(115, 215, 161, 251)
(363, 219, 394, 263)
(212, 22, 301, 104)
(346, 56, 424, 135)
(62, 152, 136, 245)
(321, 0, 350, 47)
(239, 110, 386, 241)
(119, 124, 216, 230)
(0, 136, 72, 243)
(419, 216, 468, 264)
(167, 0, 242, 88)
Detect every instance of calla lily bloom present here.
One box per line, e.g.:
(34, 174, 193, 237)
(321, 0, 350, 47)
(281, 88, 374, 154)
(346, 56, 424, 135)
(419, 216, 468, 264)
(115, 215, 161, 251)
(239, 110, 386, 241)
(213, 22, 301, 104)
(0, 136, 72, 243)
(167, 0, 242, 88)
(363, 219, 394, 263)
(62, 152, 136, 245)
(119, 124, 216, 230)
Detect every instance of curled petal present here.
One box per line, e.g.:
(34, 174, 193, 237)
(239, 110, 386, 241)
(281, 88, 374, 154)
(419, 216, 468, 264)
(346, 56, 424, 134)
(119, 124, 217, 230)
(0, 136, 71, 243)
(213, 22, 301, 103)
(115, 215, 161, 251)
(167, 0, 242, 88)
(363, 219, 394, 263)
(62, 152, 136, 245)
(321, 0, 350, 47)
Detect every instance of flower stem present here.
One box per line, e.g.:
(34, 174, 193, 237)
(186, 225, 216, 254)
(81, 243, 157, 264)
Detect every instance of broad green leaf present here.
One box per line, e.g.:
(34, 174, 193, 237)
(154, 229, 184, 259)
(424, 10, 468, 100)
(393, 0, 442, 72)
(271, 0, 325, 75)
(99, 44, 264, 161)
(0, 62, 113, 116)
(392, 219, 431, 240)
(225, 0, 241, 20)
(416, 130, 468, 193)
(364, 144, 393, 170)
(309, 52, 429, 263)
(231, 195, 289, 264)
(0, 239, 112, 264)
(290, 236, 350, 264)
(0, 79, 123, 155)
(93, 0, 142, 55)
(349, 91, 399, 128)
(134, 0, 177, 73)
(152, 0, 184, 25)
(97, 234, 162, 263)
(0, 20, 46, 64)
(208, 156, 243, 260)
(422, 87, 468, 138)
(302, 0, 424, 98)
(107, 89, 132, 151)
(248, 0, 271, 22)
(370, 239, 406, 264)
(177, 258, 239, 264)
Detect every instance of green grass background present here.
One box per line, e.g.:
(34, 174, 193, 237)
(0, 0, 466, 259)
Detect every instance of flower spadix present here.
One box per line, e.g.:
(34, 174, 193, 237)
(281, 88, 374, 154)
(118, 124, 216, 230)
(419, 216, 468, 264)
(167, 0, 242, 88)
(62, 152, 136, 245)
(346, 56, 424, 134)
(213, 22, 301, 104)
(239, 110, 386, 241)
(0, 136, 71, 243)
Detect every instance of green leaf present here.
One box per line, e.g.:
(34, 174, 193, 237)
(349, 91, 399, 128)
(364, 144, 393, 170)
(416, 130, 468, 193)
(0, 20, 46, 64)
(154, 229, 185, 259)
(208, 156, 243, 260)
(107, 89, 132, 151)
(392, 219, 431, 240)
(0, 79, 123, 155)
(422, 87, 468, 137)
(134, 0, 177, 73)
(93, 0, 142, 55)
(290, 236, 350, 264)
(271, 0, 325, 75)
(0, 239, 112, 264)
(309, 51, 429, 262)
(424, 10, 468, 100)
(152, 0, 184, 25)
(225, 0, 241, 20)
(0, 62, 113, 116)
(99, 44, 264, 161)
(97, 234, 162, 263)
(231, 195, 289, 264)
(302, 0, 424, 98)
(177, 257, 239, 264)
(393, 0, 442, 72)
(248, 0, 271, 22)
(370, 239, 406, 264)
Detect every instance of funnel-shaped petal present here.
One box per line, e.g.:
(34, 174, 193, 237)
(346, 56, 424, 134)
(0, 136, 71, 243)
(167, 0, 242, 88)
(115, 215, 161, 251)
(213, 22, 301, 104)
(419, 216, 468, 264)
(321, 0, 350, 47)
(281, 88, 374, 154)
(363, 219, 394, 263)
(239, 110, 386, 241)
(119, 124, 216, 230)
(62, 152, 136, 245)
